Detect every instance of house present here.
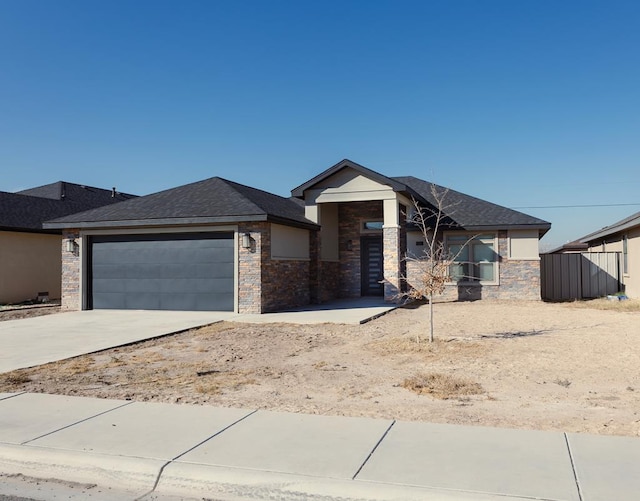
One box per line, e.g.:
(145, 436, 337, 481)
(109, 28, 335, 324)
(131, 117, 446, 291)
(545, 240, 588, 254)
(44, 159, 550, 313)
(0, 182, 135, 304)
(576, 211, 640, 298)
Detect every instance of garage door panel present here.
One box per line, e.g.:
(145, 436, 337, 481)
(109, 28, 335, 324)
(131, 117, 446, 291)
(93, 293, 127, 310)
(90, 233, 235, 311)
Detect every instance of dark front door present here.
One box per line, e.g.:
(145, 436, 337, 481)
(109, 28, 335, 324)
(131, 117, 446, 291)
(361, 236, 384, 296)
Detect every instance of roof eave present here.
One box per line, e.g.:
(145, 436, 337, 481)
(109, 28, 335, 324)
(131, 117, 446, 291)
(44, 214, 271, 230)
(0, 225, 61, 235)
(291, 159, 406, 198)
(44, 214, 320, 231)
(454, 223, 551, 237)
(579, 215, 640, 243)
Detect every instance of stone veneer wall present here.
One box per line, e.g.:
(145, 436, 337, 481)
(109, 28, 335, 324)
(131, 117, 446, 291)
(238, 222, 311, 313)
(61, 229, 81, 311)
(405, 231, 542, 301)
(383, 226, 401, 299)
(338, 201, 384, 297)
(237, 222, 266, 314)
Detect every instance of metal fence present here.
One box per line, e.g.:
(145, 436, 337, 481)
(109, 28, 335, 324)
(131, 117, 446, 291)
(541, 252, 622, 301)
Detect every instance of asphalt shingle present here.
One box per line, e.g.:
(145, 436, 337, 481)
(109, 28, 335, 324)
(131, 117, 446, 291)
(395, 176, 551, 231)
(45, 177, 316, 229)
(1, 182, 136, 232)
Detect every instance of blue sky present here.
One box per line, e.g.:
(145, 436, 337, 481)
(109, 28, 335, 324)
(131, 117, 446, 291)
(1, 0, 638, 249)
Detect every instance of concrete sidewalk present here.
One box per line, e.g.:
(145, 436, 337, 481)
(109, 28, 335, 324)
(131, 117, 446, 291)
(1, 393, 638, 501)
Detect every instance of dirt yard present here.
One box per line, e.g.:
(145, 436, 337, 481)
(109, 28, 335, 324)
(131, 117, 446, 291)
(0, 303, 61, 322)
(1, 299, 639, 437)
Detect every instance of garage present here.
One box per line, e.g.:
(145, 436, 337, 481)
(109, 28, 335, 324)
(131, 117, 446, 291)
(88, 232, 234, 311)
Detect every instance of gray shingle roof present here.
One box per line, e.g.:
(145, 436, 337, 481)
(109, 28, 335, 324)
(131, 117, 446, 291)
(1, 182, 136, 233)
(45, 177, 317, 230)
(579, 210, 640, 243)
(291, 157, 550, 234)
(18, 181, 135, 206)
(395, 176, 551, 233)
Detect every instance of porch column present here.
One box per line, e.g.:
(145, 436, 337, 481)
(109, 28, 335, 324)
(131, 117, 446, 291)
(383, 199, 401, 301)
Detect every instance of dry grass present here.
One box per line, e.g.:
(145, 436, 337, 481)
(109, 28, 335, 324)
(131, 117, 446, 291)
(64, 357, 95, 375)
(0, 372, 32, 387)
(368, 336, 485, 358)
(567, 297, 640, 312)
(402, 372, 484, 399)
(195, 371, 256, 395)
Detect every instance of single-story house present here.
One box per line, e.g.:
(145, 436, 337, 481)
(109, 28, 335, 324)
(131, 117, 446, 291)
(545, 240, 588, 254)
(0, 182, 135, 304)
(45, 159, 550, 313)
(576, 211, 640, 298)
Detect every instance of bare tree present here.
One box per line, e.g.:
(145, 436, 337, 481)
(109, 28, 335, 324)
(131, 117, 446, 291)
(401, 186, 471, 343)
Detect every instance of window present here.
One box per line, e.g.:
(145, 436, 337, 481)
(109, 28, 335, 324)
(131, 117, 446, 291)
(447, 234, 498, 283)
(362, 221, 383, 232)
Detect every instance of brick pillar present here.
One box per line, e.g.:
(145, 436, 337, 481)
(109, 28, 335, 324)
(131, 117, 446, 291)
(61, 229, 81, 311)
(383, 226, 401, 301)
(237, 223, 268, 314)
(309, 231, 320, 304)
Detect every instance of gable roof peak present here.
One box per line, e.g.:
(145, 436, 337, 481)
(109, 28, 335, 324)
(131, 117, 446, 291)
(291, 158, 406, 198)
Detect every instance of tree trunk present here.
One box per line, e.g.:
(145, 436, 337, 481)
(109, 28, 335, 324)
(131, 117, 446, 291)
(429, 292, 434, 343)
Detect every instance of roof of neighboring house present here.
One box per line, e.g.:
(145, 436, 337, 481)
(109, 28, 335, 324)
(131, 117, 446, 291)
(44, 177, 318, 230)
(579, 211, 640, 243)
(543, 240, 589, 254)
(18, 181, 135, 206)
(0, 182, 136, 233)
(291, 158, 551, 235)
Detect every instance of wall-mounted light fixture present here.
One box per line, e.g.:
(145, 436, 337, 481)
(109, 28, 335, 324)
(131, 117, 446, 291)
(346, 239, 353, 251)
(65, 238, 75, 252)
(241, 233, 252, 249)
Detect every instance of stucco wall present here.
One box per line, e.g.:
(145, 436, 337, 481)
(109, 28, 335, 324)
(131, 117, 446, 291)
(270, 224, 310, 260)
(625, 228, 640, 297)
(0, 231, 62, 304)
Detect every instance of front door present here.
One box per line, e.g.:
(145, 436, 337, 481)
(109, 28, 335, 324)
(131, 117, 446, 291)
(361, 236, 384, 296)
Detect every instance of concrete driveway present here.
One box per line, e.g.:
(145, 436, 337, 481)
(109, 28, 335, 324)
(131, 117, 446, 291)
(0, 310, 235, 373)
(0, 299, 396, 374)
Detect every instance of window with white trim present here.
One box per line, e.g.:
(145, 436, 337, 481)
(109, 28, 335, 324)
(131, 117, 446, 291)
(446, 234, 498, 283)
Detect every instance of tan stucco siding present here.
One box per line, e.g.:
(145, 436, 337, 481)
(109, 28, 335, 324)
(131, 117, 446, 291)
(624, 228, 640, 298)
(319, 203, 339, 261)
(306, 168, 396, 204)
(0, 231, 61, 304)
(508, 230, 540, 259)
(270, 224, 310, 260)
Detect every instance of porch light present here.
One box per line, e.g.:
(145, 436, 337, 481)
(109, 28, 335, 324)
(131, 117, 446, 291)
(65, 238, 75, 253)
(241, 233, 252, 249)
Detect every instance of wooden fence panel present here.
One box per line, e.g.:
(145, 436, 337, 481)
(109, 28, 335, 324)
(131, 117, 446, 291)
(541, 252, 621, 301)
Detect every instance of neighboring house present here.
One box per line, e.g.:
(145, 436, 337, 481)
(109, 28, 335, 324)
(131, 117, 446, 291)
(545, 240, 588, 254)
(45, 159, 550, 313)
(576, 211, 640, 298)
(0, 182, 135, 304)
